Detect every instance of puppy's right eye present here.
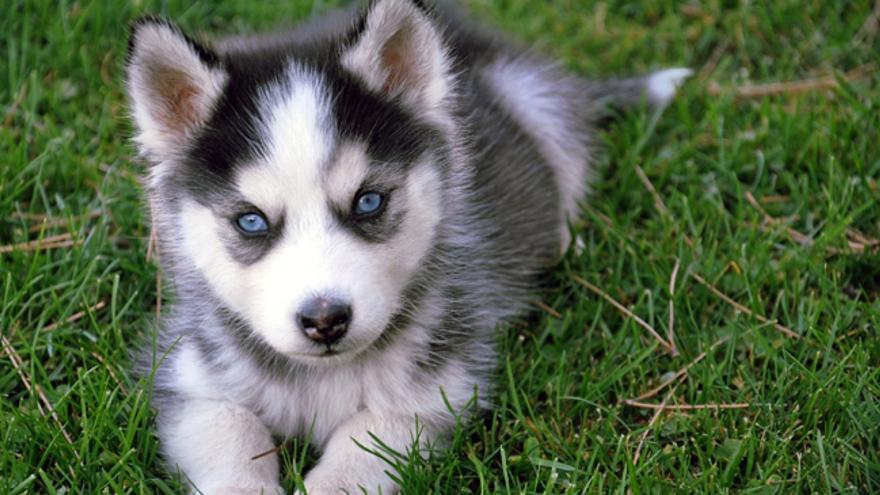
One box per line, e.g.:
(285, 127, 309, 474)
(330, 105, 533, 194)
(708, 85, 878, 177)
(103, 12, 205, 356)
(352, 191, 385, 219)
(236, 212, 269, 235)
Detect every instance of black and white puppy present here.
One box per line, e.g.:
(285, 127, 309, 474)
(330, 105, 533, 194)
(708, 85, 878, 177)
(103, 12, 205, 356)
(126, 0, 688, 492)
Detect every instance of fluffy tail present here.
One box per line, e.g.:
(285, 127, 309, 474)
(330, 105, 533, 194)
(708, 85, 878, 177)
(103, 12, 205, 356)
(586, 68, 693, 114)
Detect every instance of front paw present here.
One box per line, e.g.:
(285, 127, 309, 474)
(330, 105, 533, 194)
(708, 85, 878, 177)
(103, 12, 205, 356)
(299, 478, 398, 495)
(194, 483, 284, 495)
(299, 477, 345, 495)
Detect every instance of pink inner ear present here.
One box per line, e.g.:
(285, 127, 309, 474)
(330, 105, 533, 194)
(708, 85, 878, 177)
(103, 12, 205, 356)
(149, 66, 204, 135)
(379, 25, 422, 97)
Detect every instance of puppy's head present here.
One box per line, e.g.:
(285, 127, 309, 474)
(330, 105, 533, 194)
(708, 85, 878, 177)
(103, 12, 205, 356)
(126, 0, 456, 365)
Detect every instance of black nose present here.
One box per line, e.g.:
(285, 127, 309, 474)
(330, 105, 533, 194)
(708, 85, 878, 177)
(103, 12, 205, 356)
(297, 297, 352, 345)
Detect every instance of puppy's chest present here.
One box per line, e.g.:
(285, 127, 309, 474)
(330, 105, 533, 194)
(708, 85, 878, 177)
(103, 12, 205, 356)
(249, 367, 364, 444)
(179, 345, 366, 445)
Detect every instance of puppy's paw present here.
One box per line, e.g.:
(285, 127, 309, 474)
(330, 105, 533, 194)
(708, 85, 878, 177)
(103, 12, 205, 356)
(300, 476, 397, 495)
(299, 478, 347, 495)
(195, 483, 284, 495)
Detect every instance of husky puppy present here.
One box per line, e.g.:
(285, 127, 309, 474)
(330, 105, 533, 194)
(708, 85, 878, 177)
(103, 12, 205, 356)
(126, 0, 688, 493)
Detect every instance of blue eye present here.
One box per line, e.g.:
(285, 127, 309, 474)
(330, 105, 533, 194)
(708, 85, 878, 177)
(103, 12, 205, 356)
(236, 212, 269, 234)
(354, 191, 384, 217)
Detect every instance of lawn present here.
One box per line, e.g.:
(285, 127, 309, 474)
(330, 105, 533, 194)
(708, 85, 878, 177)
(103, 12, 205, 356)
(1, 0, 878, 493)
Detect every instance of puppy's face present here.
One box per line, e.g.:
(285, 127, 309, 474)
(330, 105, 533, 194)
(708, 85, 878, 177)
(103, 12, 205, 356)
(127, 0, 455, 364)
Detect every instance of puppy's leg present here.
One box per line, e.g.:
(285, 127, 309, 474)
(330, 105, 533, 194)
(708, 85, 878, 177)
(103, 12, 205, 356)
(161, 399, 282, 495)
(303, 410, 431, 495)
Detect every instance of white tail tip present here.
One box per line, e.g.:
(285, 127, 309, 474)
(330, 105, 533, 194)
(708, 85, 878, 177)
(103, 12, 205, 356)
(647, 68, 693, 106)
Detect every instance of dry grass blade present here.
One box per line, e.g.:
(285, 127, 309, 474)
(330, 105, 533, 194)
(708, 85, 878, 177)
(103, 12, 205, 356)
(146, 200, 158, 263)
(1, 334, 80, 457)
(30, 211, 101, 233)
(688, 271, 800, 339)
(1, 334, 44, 415)
(42, 239, 83, 250)
(635, 164, 670, 217)
(760, 194, 790, 204)
(14, 209, 102, 233)
(632, 381, 679, 466)
(844, 228, 880, 253)
(746, 227, 806, 254)
(0, 233, 73, 253)
(844, 242, 876, 254)
(2, 83, 28, 127)
(43, 300, 107, 332)
(156, 270, 162, 319)
(252, 444, 284, 461)
(846, 228, 879, 253)
(697, 40, 730, 82)
(90, 351, 127, 393)
(667, 258, 681, 354)
(708, 63, 876, 99)
(582, 203, 614, 229)
(745, 191, 877, 255)
(625, 400, 750, 411)
(745, 191, 781, 224)
(572, 274, 677, 355)
(628, 336, 731, 402)
(633, 165, 694, 248)
(746, 191, 814, 244)
(11, 211, 56, 221)
(855, 1, 880, 46)
(725, 79, 836, 98)
(156, 260, 163, 320)
(534, 301, 561, 319)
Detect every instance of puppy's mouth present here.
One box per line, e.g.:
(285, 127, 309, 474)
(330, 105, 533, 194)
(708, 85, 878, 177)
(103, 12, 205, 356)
(290, 337, 377, 364)
(289, 342, 351, 361)
(287, 325, 385, 363)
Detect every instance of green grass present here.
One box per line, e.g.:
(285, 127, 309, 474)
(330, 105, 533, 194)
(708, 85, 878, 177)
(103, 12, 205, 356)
(2, 0, 879, 492)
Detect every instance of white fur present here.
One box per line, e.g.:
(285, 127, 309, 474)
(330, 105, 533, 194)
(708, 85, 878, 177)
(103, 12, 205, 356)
(160, 397, 282, 495)
(161, 285, 478, 492)
(300, 410, 422, 494)
(162, 289, 480, 493)
(238, 68, 334, 219)
(324, 143, 371, 205)
(647, 68, 693, 106)
(170, 129, 457, 491)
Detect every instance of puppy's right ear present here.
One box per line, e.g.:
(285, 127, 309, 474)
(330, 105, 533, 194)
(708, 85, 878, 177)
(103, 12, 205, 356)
(126, 17, 227, 162)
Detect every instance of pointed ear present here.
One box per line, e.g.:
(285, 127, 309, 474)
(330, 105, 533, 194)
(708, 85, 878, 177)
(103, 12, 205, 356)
(125, 17, 227, 162)
(342, 0, 453, 114)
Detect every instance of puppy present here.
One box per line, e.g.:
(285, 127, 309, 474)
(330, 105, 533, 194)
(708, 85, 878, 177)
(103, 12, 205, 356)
(126, 0, 688, 492)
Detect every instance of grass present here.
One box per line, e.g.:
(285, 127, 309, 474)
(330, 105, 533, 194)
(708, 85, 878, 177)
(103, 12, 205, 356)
(1, 0, 879, 492)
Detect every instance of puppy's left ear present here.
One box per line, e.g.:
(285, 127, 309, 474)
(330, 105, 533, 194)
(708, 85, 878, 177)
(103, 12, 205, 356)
(343, 0, 453, 115)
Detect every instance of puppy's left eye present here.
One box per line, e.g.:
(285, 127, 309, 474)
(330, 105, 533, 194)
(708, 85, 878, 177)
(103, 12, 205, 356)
(236, 212, 269, 235)
(353, 191, 385, 218)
